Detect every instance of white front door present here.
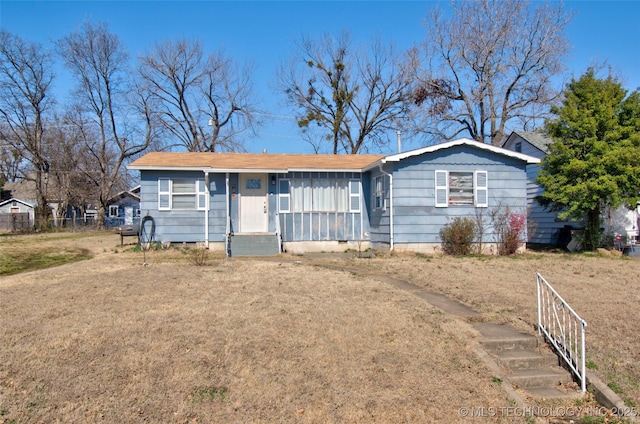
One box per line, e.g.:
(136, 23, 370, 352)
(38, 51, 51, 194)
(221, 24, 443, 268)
(239, 174, 268, 233)
(124, 206, 133, 225)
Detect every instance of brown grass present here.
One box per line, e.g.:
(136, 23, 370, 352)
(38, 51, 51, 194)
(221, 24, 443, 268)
(0, 232, 638, 423)
(335, 250, 640, 411)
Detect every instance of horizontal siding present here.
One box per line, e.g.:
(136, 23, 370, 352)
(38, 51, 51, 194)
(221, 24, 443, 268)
(524, 163, 573, 245)
(391, 147, 528, 245)
(367, 167, 390, 243)
(140, 171, 228, 243)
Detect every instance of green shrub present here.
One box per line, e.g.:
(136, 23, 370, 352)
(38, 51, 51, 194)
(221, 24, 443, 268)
(439, 217, 476, 256)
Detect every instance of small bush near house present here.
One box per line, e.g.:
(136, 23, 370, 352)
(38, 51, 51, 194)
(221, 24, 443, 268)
(502, 213, 527, 255)
(439, 217, 476, 256)
(490, 205, 527, 256)
(495, 211, 527, 256)
(187, 243, 210, 266)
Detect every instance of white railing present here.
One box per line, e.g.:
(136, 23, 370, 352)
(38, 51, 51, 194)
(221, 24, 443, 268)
(275, 213, 282, 253)
(536, 273, 588, 392)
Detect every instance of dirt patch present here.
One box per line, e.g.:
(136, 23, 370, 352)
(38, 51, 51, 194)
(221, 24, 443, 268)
(0, 233, 637, 422)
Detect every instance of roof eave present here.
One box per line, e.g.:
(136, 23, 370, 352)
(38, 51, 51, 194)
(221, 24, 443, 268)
(128, 165, 368, 173)
(383, 138, 541, 164)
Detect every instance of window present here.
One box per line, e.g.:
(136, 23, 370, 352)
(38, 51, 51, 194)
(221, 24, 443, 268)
(109, 205, 119, 217)
(245, 178, 261, 190)
(158, 178, 206, 211)
(515, 142, 522, 153)
(435, 170, 488, 208)
(349, 180, 360, 212)
(373, 175, 385, 210)
(279, 178, 360, 213)
(279, 179, 290, 212)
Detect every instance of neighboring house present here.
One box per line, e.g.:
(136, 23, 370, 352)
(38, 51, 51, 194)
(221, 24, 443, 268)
(502, 131, 639, 246)
(128, 138, 540, 255)
(0, 198, 35, 230)
(2, 178, 76, 225)
(2, 177, 136, 227)
(105, 186, 141, 228)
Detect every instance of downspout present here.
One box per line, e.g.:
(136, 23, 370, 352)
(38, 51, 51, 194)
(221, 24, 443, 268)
(225, 173, 230, 256)
(378, 162, 394, 252)
(204, 171, 210, 248)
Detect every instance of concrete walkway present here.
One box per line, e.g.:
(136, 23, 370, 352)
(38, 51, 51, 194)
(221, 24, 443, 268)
(284, 255, 637, 421)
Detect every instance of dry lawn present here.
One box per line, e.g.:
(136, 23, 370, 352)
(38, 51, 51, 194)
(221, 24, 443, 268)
(331, 250, 640, 411)
(0, 232, 637, 423)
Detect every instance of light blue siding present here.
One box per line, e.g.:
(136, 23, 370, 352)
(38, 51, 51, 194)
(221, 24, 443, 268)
(503, 134, 571, 245)
(140, 170, 368, 244)
(140, 171, 228, 243)
(368, 166, 391, 243)
(369, 145, 529, 245)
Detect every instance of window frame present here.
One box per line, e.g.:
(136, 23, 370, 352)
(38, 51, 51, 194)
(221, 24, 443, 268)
(157, 177, 206, 211)
(279, 177, 361, 213)
(349, 179, 361, 213)
(372, 175, 385, 211)
(435, 170, 488, 208)
(108, 205, 119, 217)
(278, 178, 291, 213)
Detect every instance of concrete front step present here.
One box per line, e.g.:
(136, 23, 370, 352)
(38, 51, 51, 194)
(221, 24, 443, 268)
(509, 368, 573, 389)
(493, 349, 559, 370)
(474, 322, 577, 399)
(229, 233, 280, 256)
(526, 387, 583, 400)
(473, 323, 538, 351)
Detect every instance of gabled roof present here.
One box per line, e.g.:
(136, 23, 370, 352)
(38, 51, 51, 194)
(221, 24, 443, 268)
(128, 152, 385, 172)
(107, 188, 141, 204)
(129, 138, 540, 174)
(503, 131, 553, 154)
(367, 138, 540, 169)
(0, 198, 35, 208)
(3, 179, 36, 202)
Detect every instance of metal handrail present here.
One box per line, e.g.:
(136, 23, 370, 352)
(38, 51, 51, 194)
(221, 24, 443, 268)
(275, 213, 282, 253)
(536, 273, 588, 392)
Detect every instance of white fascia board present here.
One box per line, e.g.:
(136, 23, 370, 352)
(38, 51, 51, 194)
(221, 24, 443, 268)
(128, 165, 365, 173)
(127, 165, 209, 172)
(382, 138, 541, 164)
(0, 198, 36, 208)
(287, 168, 364, 173)
(127, 165, 287, 173)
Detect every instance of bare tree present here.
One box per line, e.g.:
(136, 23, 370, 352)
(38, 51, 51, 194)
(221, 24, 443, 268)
(138, 39, 259, 152)
(0, 133, 22, 184)
(0, 30, 56, 228)
(413, 0, 572, 145)
(57, 21, 153, 226)
(43, 116, 99, 225)
(279, 32, 416, 154)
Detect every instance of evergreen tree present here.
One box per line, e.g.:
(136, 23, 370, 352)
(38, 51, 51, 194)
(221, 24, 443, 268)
(538, 69, 640, 250)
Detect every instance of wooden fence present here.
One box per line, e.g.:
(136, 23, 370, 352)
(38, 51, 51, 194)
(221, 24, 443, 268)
(0, 213, 32, 231)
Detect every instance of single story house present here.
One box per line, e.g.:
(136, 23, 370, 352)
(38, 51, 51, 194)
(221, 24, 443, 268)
(0, 198, 35, 231)
(502, 131, 639, 246)
(105, 186, 141, 228)
(128, 138, 540, 255)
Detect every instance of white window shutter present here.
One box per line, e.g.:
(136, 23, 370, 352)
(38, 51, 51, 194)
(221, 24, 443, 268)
(158, 178, 170, 210)
(197, 179, 207, 210)
(475, 171, 488, 207)
(435, 170, 448, 207)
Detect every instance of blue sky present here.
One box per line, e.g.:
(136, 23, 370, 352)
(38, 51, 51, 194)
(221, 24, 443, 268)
(1, 1, 639, 154)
